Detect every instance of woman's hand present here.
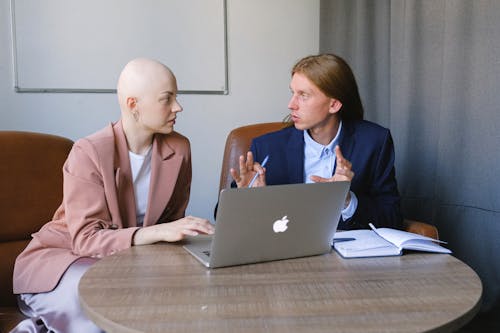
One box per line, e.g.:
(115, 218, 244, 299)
(132, 216, 214, 245)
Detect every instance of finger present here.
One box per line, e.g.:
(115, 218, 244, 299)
(230, 168, 241, 183)
(335, 145, 347, 168)
(335, 146, 352, 170)
(310, 175, 332, 183)
(182, 229, 199, 237)
(334, 145, 345, 161)
(238, 155, 247, 174)
(332, 174, 350, 182)
(196, 221, 215, 234)
(256, 166, 267, 185)
(334, 169, 355, 181)
(246, 151, 255, 170)
(253, 162, 265, 175)
(336, 168, 354, 177)
(185, 217, 215, 234)
(338, 159, 352, 171)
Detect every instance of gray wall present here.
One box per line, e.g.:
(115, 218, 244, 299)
(0, 0, 320, 220)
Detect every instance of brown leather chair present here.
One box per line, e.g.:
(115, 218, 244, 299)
(219, 122, 439, 240)
(0, 131, 73, 332)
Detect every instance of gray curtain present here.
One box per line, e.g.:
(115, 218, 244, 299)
(320, 0, 500, 315)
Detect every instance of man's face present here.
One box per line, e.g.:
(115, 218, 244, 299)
(136, 74, 182, 135)
(287, 73, 335, 131)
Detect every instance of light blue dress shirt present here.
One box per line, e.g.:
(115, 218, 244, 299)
(303, 121, 358, 220)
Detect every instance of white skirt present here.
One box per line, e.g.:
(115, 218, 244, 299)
(11, 257, 103, 333)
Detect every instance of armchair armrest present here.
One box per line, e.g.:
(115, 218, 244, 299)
(403, 219, 439, 240)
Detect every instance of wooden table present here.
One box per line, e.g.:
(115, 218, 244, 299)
(79, 239, 482, 333)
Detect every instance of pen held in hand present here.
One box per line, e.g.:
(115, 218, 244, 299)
(248, 155, 269, 188)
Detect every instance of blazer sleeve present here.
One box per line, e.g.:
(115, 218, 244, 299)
(63, 141, 138, 258)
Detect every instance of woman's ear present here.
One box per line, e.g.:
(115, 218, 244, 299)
(329, 98, 343, 114)
(126, 97, 137, 110)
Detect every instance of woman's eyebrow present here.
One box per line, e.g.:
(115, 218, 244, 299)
(159, 91, 174, 96)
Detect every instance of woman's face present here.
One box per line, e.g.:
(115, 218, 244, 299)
(136, 74, 183, 135)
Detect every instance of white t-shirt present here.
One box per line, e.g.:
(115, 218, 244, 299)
(129, 146, 152, 226)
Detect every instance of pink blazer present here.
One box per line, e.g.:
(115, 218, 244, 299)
(13, 121, 191, 294)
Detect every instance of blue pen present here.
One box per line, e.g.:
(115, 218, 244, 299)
(332, 238, 356, 243)
(248, 155, 269, 187)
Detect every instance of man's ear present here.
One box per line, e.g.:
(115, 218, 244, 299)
(329, 98, 343, 114)
(126, 97, 137, 110)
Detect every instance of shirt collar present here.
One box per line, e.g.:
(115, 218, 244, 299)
(303, 121, 343, 158)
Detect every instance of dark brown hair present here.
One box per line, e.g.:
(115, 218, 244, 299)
(292, 54, 364, 121)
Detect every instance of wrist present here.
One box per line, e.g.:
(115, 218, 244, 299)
(344, 192, 352, 209)
(132, 226, 156, 246)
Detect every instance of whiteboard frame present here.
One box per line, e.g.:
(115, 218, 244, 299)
(10, 0, 228, 95)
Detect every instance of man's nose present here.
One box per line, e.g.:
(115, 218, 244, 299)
(288, 95, 298, 110)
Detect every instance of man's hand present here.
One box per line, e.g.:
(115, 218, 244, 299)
(310, 145, 354, 207)
(229, 151, 267, 188)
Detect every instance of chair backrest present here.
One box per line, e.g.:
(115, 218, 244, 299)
(0, 131, 73, 306)
(219, 123, 439, 240)
(219, 122, 287, 192)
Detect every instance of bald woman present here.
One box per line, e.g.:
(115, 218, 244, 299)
(12, 58, 214, 332)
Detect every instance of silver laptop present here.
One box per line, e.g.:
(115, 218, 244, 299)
(183, 181, 350, 268)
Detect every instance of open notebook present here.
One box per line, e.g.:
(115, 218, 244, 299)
(333, 223, 451, 258)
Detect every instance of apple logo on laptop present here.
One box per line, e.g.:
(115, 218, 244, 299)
(273, 215, 289, 233)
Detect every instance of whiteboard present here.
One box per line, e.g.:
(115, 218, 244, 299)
(11, 0, 228, 94)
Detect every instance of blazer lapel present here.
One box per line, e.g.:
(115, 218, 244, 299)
(143, 135, 181, 227)
(113, 122, 137, 227)
(287, 128, 305, 183)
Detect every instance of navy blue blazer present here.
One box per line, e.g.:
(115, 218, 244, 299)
(249, 120, 403, 230)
